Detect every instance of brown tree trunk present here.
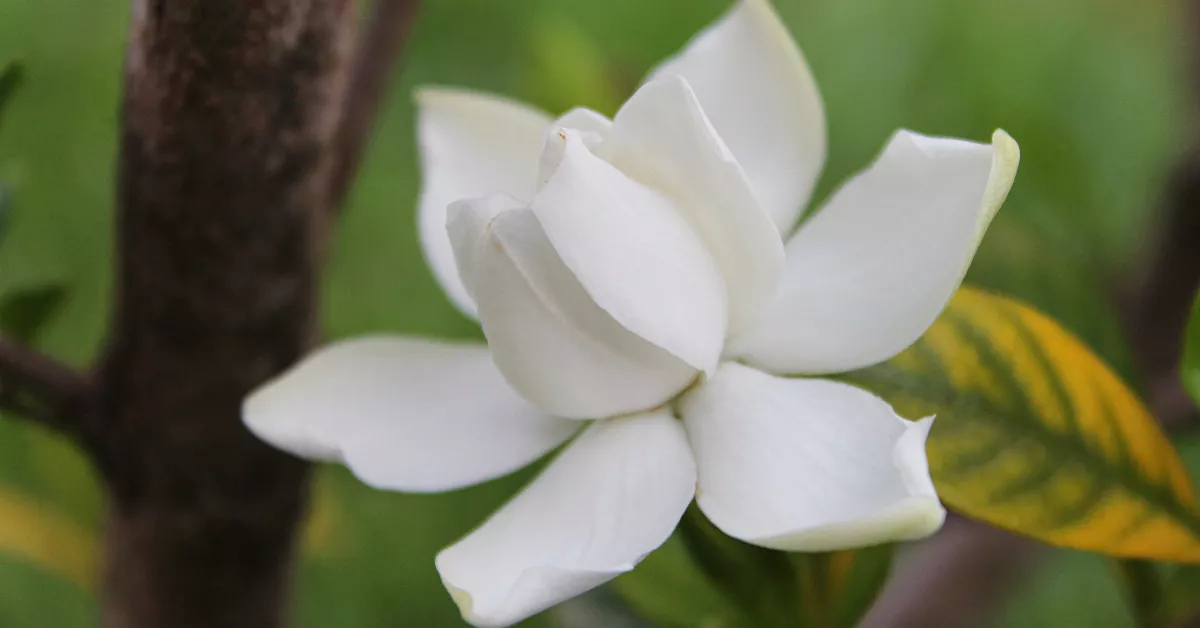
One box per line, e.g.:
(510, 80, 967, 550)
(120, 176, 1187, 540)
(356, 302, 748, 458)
(91, 1, 355, 625)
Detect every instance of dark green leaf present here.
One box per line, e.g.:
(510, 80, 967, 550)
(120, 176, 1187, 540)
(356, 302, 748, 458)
(611, 534, 741, 628)
(0, 285, 68, 343)
(1114, 559, 1165, 627)
(1163, 564, 1200, 624)
(0, 62, 24, 132)
(828, 545, 896, 628)
(0, 182, 12, 243)
(783, 545, 896, 628)
(0, 62, 22, 247)
(614, 510, 897, 628)
(1183, 290, 1200, 409)
(676, 505, 799, 628)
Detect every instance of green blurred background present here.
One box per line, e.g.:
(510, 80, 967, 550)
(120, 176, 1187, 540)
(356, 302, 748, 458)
(0, 0, 1195, 625)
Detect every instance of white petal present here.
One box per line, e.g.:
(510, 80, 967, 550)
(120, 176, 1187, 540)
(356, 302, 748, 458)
(446, 194, 525, 304)
(436, 411, 696, 627)
(647, 0, 826, 231)
(680, 363, 944, 551)
(603, 76, 786, 332)
(532, 131, 727, 373)
(416, 88, 551, 317)
(538, 107, 612, 187)
(728, 130, 1020, 374)
(467, 205, 698, 419)
(243, 337, 579, 493)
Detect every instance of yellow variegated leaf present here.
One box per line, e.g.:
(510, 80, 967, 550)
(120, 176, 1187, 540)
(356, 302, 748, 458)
(0, 483, 96, 589)
(844, 287, 1200, 562)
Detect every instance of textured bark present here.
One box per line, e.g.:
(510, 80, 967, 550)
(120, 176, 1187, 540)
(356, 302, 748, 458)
(93, 1, 355, 626)
(0, 0, 418, 623)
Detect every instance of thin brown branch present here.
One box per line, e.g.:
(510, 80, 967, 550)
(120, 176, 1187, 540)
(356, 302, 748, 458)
(328, 0, 421, 210)
(0, 386, 59, 427)
(1120, 146, 1200, 431)
(1117, 0, 1200, 433)
(0, 333, 91, 428)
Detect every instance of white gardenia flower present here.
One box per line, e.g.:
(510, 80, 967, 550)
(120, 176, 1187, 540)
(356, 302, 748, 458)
(244, 0, 1020, 625)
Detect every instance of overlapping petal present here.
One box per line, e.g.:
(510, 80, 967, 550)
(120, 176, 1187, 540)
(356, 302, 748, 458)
(243, 338, 579, 492)
(436, 411, 696, 627)
(450, 198, 698, 419)
(728, 129, 1020, 375)
(680, 363, 945, 551)
(446, 194, 524, 304)
(416, 88, 551, 317)
(603, 77, 786, 332)
(532, 131, 727, 372)
(537, 107, 612, 186)
(647, 0, 826, 231)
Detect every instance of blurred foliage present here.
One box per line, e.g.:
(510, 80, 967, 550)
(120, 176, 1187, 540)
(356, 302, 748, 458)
(615, 511, 894, 628)
(845, 288, 1200, 562)
(0, 484, 95, 591)
(1000, 550, 1138, 628)
(0, 182, 10, 240)
(1161, 435, 1200, 623)
(675, 505, 804, 627)
(0, 56, 97, 626)
(1164, 562, 1200, 622)
(614, 534, 740, 627)
(1184, 291, 1200, 407)
(0, 0, 1194, 626)
(0, 284, 67, 344)
(0, 64, 14, 241)
(822, 546, 895, 628)
(0, 62, 21, 128)
(1113, 559, 1166, 627)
